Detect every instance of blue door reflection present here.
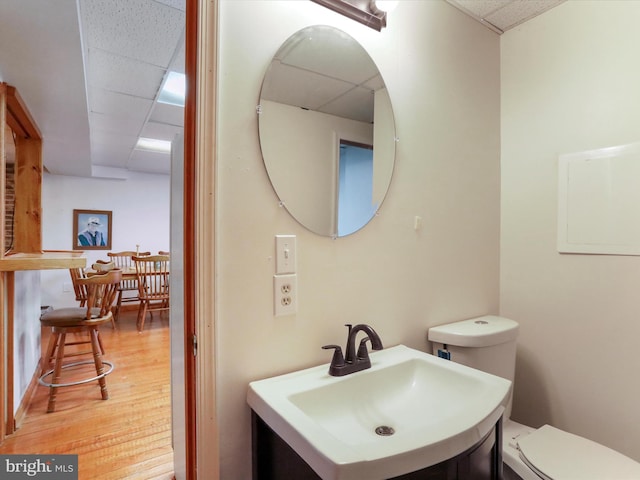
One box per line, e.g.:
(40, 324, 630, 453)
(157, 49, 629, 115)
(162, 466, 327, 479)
(338, 142, 377, 236)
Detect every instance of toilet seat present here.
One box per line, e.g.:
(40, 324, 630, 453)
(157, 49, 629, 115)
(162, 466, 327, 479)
(517, 424, 640, 480)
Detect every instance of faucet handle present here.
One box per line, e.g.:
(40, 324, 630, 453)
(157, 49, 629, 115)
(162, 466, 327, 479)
(356, 337, 370, 361)
(322, 344, 345, 368)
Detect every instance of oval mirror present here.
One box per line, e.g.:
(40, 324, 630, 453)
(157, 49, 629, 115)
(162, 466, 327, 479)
(258, 25, 396, 237)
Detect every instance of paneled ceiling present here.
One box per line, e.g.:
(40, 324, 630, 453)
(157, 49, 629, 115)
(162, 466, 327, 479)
(0, 0, 184, 178)
(0, 0, 563, 178)
(261, 26, 384, 124)
(82, 0, 185, 176)
(447, 0, 566, 34)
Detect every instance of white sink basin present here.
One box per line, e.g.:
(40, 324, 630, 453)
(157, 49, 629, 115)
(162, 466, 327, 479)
(247, 344, 511, 480)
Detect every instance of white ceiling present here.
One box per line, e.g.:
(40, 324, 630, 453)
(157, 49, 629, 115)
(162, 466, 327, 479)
(0, 0, 184, 178)
(0, 0, 562, 179)
(447, 0, 566, 34)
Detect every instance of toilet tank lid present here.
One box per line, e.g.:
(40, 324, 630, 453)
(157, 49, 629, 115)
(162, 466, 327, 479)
(428, 315, 519, 347)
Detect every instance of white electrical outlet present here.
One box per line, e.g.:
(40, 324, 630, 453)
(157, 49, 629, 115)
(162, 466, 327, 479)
(273, 274, 297, 316)
(63, 282, 73, 293)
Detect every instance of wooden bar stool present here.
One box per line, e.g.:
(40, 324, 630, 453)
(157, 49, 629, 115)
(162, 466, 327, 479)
(69, 267, 88, 307)
(39, 269, 122, 413)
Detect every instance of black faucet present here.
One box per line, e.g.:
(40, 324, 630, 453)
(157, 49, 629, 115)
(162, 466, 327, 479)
(322, 324, 383, 376)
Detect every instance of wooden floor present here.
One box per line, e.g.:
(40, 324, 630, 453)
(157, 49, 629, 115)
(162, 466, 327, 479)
(0, 309, 174, 480)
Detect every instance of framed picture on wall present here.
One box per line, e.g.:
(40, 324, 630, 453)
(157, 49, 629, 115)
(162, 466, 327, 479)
(73, 209, 112, 250)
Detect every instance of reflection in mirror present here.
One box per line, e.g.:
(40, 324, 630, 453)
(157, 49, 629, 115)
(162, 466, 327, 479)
(258, 25, 396, 237)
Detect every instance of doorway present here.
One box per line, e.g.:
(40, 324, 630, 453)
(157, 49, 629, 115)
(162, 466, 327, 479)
(338, 140, 375, 236)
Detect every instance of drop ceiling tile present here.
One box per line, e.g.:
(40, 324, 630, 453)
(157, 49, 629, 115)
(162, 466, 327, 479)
(363, 74, 385, 92)
(82, 0, 185, 67)
(154, 0, 185, 11)
(169, 36, 186, 74)
(149, 103, 184, 127)
(87, 48, 165, 99)
(91, 150, 128, 169)
(450, 0, 513, 18)
(91, 130, 137, 149)
(88, 87, 153, 121)
(140, 121, 183, 141)
(318, 86, 374, 123)
(485, 0, 564, 30)
(261, 61, 354, 110)
(90, 131, 138, 168)
(280, 27, 379, 85)
(129, 149, 171, 175)
(90, 111, 145, 136)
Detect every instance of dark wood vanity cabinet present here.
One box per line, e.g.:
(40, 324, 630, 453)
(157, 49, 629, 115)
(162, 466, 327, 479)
(252, 411, 503, 480)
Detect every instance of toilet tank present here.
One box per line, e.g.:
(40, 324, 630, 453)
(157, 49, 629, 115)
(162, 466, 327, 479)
(428, 315, 519, 384)
(428, 315, 520, 419)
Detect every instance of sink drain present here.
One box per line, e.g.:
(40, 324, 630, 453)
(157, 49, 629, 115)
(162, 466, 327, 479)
(375, 425, 395, 436)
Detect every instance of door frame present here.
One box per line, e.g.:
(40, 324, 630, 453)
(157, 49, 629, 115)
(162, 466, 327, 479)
(187, 0, 219, 478)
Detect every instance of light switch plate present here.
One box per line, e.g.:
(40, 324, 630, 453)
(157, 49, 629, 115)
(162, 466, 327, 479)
(275, 235, 296, 274)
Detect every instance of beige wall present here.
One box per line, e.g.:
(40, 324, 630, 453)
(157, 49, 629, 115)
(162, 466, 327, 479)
(501, 0, 640, 462)
(217, 1, 500, 478)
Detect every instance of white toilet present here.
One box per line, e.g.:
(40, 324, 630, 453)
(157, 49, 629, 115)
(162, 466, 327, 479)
(428, 315, 640, 480)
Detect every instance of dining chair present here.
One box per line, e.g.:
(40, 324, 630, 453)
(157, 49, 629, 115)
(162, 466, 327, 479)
(107, 250, 150, 322)
(39, 269, 122, 413)
(88, 262, 118, 328)
(69, 267, 88, 307)
(157, 252, 170, 308)
(132, 254, 170, 332)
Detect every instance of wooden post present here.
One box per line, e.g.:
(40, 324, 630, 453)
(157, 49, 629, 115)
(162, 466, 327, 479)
(0, 83, 8, 443)
(1, 83, 43, 255)
(0, 82, 44, 441)
(13, 136, 42, 253)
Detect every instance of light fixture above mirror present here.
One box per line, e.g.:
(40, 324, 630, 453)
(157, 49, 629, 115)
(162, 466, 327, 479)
(311, 0, 395, 31)
(370, 1, 398, 14)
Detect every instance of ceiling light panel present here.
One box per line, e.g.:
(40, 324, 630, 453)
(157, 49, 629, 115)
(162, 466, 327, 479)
(136, 137, 172, 154)
(158, 71, 185, 106)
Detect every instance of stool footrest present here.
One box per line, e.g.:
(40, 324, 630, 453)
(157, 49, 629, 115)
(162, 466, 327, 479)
(39, 360, 115, 388)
